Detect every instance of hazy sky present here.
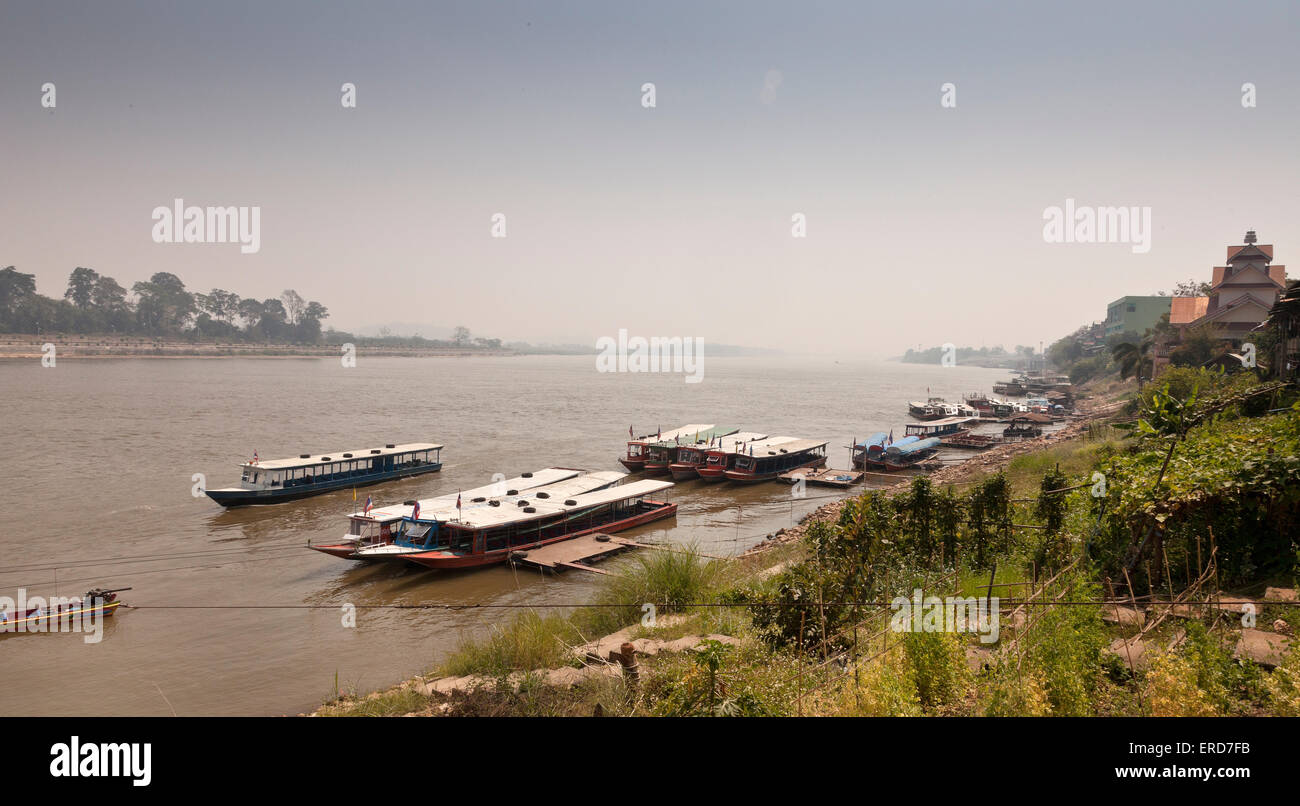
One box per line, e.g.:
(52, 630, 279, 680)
(3, 1, 1298, 355)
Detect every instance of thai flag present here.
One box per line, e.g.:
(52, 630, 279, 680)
(629, 424, 633, 438)
(363, 496, 372, 515)
(456, 492, 462, 513)
(411, 500, 421, 520)
(252, 450, 258, 464)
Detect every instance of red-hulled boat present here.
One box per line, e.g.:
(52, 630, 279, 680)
(401, 479, 677, 570)
(696, 436, 798, 482)
(619, 424, 717, 472)
(667, 431, 768, 480)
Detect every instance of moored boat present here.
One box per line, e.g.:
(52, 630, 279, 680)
(642, 426, 740, 475)
(883, 437, 941, 471)
(697, 436, 798, 481)
(308, 467, 587, 559)
(399, 479, 677, 570)
(722, 438, 828, 483)
(620, 424, 718, 472)
(907, 396, 948, 420)
(347, 471, 629, 562)
(205, 443, 443, 506)
(668, 431, 767, 480)
(903, 416, 977, 445)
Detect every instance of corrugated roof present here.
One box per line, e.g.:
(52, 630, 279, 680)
(248, 442, 442, 470)
(1170, 296, 1209, 324)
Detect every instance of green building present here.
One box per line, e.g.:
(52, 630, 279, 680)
(1104, 295, 1171, 337)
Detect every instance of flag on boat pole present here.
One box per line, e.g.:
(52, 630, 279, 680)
(456, 491, 462, 519)
(629, 424, 633, 439)
(363, 495, 372, 516)
(411, 500, 421, 521)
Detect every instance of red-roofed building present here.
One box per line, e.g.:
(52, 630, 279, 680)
(1153, 231, 1286, 376)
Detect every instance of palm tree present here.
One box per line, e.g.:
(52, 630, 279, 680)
(1110, 339, 1153, 385)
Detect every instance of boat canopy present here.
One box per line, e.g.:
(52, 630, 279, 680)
(856, 432, 889, 448)
(246, 442, 442, 471)
(354, 467, 595, 523)
(446, 478, 673, 530)
(887, 437, 940, 456)
(631, 424, 716, 443)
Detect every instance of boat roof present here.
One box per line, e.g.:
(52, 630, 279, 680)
(403, 470, 625, 521)
(909, 416, 977, 428)
(447, 478, 673, 529)
(744, 438, 827, 455)
(712, 435, 797, 455)
(855, 432, 889, 447)
(647, 425, 739, 447)
(630, 424, 716, 443)
(680, 431, 768, 452)
(246, 442, 442, 471)
(352, 467, 589, 522)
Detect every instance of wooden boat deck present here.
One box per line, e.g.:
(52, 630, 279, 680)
(778, 467, 864, 488)
(508, 533, 638, 574)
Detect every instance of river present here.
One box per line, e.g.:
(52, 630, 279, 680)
(0, 354, 1010, 715)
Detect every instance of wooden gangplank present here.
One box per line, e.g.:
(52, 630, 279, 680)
(778, 467, 864, 488)
(509, 533, 635, 574)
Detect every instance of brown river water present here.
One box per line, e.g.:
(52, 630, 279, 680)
(0, 354, 1009, 715)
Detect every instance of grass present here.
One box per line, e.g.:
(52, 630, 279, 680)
(573, 544, 728, 637)
(439, 611, 587, 677)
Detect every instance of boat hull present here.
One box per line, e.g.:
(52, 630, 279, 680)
(206, 462, 442, 507)
(724, 455, 825, 483)
(618, 457, 647, 472)
(668, 463, 701, 480)
(402, 500, 677, 570)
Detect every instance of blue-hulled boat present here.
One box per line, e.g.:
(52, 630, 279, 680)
(883, 437, 941, 471)
(205, 442, 443, 506)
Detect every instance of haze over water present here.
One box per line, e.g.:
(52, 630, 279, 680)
(0, 354, 1006, 716)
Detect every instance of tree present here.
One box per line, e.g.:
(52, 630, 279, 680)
(280, 289, 306, 326)
(90, 275, 128, 312)
(1111, 339, 1153, 386)
(0, 266, 37, 319)
(294, 300, 329, 342)
(198, 289, 240, 325)
(1172, 279, 1211, 297)
(64, 267, 99, 308)
(452, 325, 471, 346)
(132, 272, 195, 335)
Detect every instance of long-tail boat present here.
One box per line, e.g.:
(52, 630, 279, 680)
(642, 426, 740, 475)
(619, 425, 717, 472)
(0, 588, 129, 636)
(667, 431, 768, 480)
(205, 442, 443, 506)
(723, 438, 828, 483)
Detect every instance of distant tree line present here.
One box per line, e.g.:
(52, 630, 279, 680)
(0, 265, 330, 342)
(901, 344, 1036, 367)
